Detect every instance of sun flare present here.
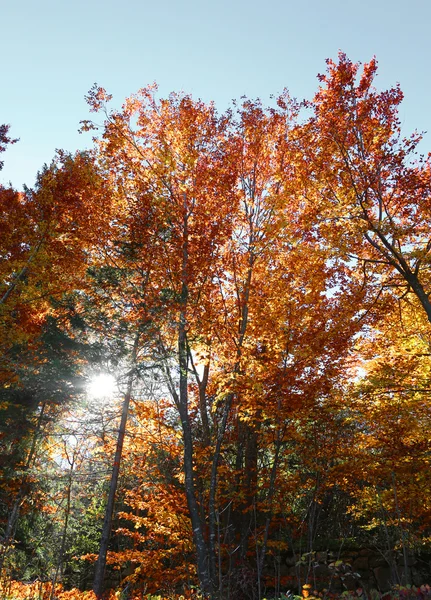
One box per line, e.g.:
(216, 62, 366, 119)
(87, 373, 117, 400)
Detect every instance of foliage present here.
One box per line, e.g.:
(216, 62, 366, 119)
(1, 54, 431, 600)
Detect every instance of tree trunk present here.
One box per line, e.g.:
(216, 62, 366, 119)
(179, 315, 212, 596)
(178, 203, 212, 596)
(51, 448, 75, 599)
(93, 338, 138, 599)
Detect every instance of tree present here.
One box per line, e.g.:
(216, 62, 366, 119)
(344, 305, 431, 563)
(83, 85, 378, 599)
(0, 150, 114, 582)
(83, 84, 238, 596)
(299, 53, 431, 324)
(0, 150, 114, 381)
(92, 336, 139, 598)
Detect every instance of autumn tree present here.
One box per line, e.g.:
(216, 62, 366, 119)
(291, 54, 431, 578)
(299, 53, 431, 324)
(0, 318, 92, 579)
(0, 150, 114, 579)
(0, 150, 114, 379)
(337, 302, 431, 581)
(82, 85, 240, 596)
(82, 84, 383, 599)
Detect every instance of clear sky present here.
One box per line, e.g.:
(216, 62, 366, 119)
(1, 0, 430, 189)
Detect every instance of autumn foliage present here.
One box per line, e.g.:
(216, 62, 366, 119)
(1, 55, 431, 600)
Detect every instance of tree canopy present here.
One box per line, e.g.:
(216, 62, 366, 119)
(1, 55, 431, 600)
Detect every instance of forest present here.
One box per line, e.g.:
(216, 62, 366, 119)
(1, 54, 431, 600)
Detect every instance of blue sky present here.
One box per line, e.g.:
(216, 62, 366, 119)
(1, 0, 430, 189)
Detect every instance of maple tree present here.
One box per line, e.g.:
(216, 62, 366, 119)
(298, 53, 431, 324)
(80, 85, 240, 596)
(0, 146, 115, 444)
(78, 82, 390, 598)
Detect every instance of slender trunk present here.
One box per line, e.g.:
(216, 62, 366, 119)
(363, 227, 431, 324)
(93, 338, 138, 599)
(187, 343, 211, 447)
(51, 453, 75, 599)
(216, 507, 223, 597)
(208, 392, 233, 589)
(179, 316, 212, 596)
(178, 202, 212, 596)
